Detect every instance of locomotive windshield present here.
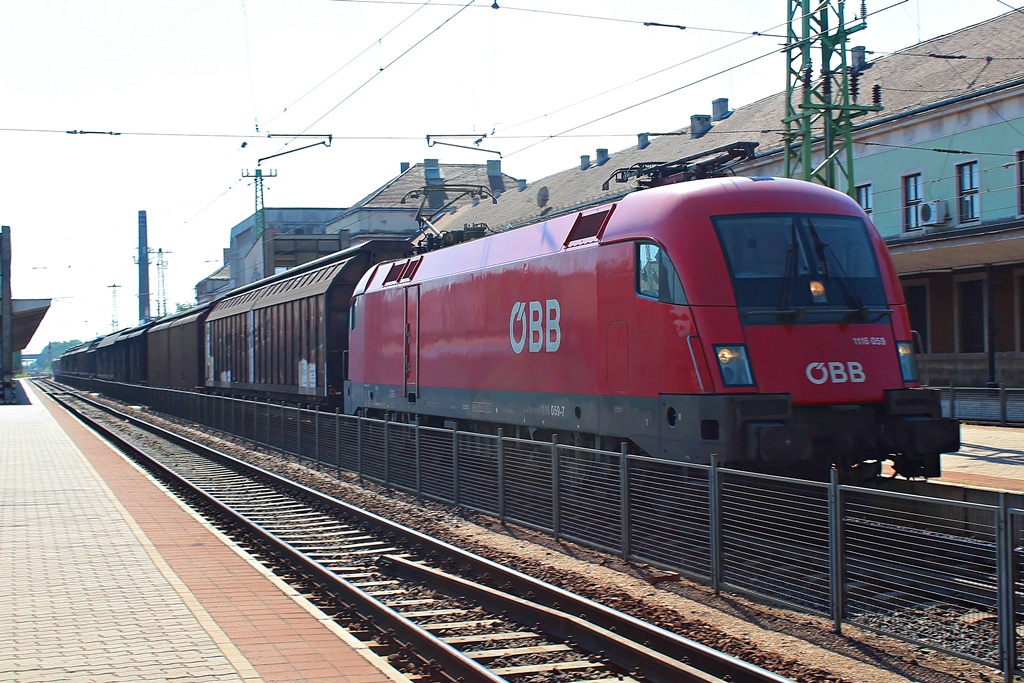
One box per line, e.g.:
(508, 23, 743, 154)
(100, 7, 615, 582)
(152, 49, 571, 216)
(713, 213, 887, 321)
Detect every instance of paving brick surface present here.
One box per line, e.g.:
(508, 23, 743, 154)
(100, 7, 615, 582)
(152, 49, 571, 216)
(1, 383, 403, 683)
(940, 424, 1024, 491)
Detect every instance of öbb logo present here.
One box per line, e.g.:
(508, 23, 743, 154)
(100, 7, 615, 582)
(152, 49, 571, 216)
(510, 300, 561, 354)
(805, 361, 866, 384)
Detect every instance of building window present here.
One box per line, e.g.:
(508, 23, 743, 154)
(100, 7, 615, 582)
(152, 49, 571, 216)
(958, 279, 985, 353)
(855, 183, 873, 214)
(957, 160, 979, 222)
(902, 173, 922, 231)
(1017, 150, 1024, 215)
(1018, 273, 1024, 351)
(904, 284, 929, 354)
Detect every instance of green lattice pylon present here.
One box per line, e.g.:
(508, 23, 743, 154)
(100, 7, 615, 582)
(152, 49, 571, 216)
(783, 0, 882, 197)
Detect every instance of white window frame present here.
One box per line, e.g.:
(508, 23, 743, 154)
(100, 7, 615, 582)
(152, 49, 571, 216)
(901, 171, 924, 232)
(1016, 148, 1024, 218)
(956, 159, 980, 224)
(855, 182, 873, 215)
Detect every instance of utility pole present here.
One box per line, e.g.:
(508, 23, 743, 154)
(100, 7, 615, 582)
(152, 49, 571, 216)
(155, 248, 172, 318)
(108, 284, 121, 332)
(783, 0, 882, 196)
(241, 167, 277, 242)
(240, 134, 330, 280)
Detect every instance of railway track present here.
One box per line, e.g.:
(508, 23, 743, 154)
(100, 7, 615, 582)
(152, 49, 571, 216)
(37, 381, 791, 683)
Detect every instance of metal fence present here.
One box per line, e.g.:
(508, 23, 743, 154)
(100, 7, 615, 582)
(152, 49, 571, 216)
(937, 385, 1024, 426)
(57, 376, 1024, 681)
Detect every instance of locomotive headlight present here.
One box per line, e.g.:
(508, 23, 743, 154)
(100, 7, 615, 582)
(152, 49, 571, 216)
(714, 344, 755, 387)
(809, 280, 826, 302)
(896, 341, 920, 383)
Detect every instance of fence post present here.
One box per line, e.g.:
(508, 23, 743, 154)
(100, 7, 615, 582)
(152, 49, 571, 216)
(384, 415, 391, 492)
(551, 435, 560, 542)
(335, 408, 341, 476)
(497, 428, 505, 525)
(997, 493, 1016, 682)
(314, 406, 320, 467)
(357, 415, 364, 484)
(1000, 384, 1007, 427)
(280, 402, 286, 452)
(709, 454, 721, 596)
(452, 426, 460, 507)
(265, 399, 271, 449)
(415, 418, 422, 502)
(620, 442, 630, 561)
(828, 467, 844, 634)
(296, 404, 303, 459)
(949, 383, 957, 419)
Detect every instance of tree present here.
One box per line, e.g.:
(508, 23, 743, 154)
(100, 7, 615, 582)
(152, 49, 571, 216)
(35, 340, 82, 374)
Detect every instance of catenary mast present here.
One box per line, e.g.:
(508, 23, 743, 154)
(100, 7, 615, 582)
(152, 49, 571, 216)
(783, 0, 882, 196)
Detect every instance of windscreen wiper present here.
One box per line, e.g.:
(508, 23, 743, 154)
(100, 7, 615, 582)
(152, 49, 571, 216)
(806, 219, 865, 313)
(777, 222, 800, 311)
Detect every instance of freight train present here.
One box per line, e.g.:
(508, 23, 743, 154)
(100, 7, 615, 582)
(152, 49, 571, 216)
(56, 176, 960, 481)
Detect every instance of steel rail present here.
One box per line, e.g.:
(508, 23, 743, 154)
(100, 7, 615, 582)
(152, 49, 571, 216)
(44, 388, 503, 683)
(42, 381, 792, 683)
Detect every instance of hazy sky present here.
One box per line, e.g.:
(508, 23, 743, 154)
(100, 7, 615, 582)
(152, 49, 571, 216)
(3, 0, 1018, 351)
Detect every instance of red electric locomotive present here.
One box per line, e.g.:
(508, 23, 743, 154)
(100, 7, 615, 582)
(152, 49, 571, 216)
(344, 176, 960, 480)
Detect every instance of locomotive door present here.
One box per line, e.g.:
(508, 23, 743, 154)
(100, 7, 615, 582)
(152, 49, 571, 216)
(404, 285, 420, 402)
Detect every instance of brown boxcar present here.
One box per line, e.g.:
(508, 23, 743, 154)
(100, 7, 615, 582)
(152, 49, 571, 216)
(147, 305, 211, 390)
(205, 239, 409, 400)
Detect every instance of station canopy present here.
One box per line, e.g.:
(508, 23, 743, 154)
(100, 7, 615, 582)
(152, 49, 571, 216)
(10, 299, 50, 351)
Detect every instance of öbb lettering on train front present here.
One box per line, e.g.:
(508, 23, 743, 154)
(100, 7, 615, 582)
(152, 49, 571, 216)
(509, 299, 561, 354)
(805, 361, 866, 385)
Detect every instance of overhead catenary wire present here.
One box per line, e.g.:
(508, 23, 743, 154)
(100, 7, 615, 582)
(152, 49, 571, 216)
(501, 45, 783, 160)
(328, 0, 788, 37)
(262, 0, 437, 128)
(495, 0, 920, 160)
(288, 1, 801, 150)
(285, 0, 476, 145)
(240, 0, 261, 132)
(5, 5, 902, 154)
(0, 127, 423, 141)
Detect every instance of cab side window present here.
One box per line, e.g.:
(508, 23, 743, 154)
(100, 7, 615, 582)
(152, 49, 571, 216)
(636, 241, 687, 305)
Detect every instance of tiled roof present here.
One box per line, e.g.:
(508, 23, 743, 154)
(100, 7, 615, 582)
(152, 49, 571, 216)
(342, 162, 520, 212)
(202, 264, 230, 281)
(433, 9, 1024, 233)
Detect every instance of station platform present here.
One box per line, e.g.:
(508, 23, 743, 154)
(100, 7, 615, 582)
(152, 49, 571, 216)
(3, 380, 1021, 681)
(939, 423, 1024, 492)
(0, 380, 407, 683)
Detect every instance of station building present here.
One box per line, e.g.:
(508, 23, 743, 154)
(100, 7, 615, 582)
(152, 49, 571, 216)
(431, 9, 1024, 388)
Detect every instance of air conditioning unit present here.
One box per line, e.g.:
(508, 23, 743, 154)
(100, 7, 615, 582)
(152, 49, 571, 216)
(919, 200, 946, 226)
